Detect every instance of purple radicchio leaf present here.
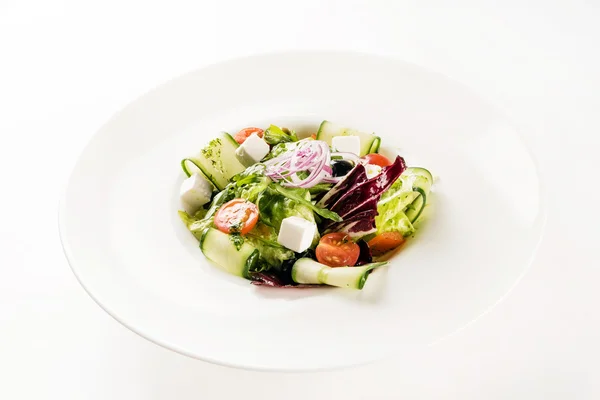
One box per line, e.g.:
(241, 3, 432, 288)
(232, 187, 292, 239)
(317, 164, 368, 208)
(250, 272, 321, 288)
(324, 207, 379, 232)
(339, 218, 377, 238)
(330, 156, 406, 218)
(318, 156, 406, 238)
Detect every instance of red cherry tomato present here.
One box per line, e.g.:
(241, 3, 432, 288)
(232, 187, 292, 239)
(315, 232, 360, 267)
(234, 127, 264, 144)
(362, 153, 393, 167)
(367, 232, 405, 256)
(214, 199, 259, 235)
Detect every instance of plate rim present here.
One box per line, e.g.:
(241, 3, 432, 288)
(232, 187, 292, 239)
(58, 49, 548, 371)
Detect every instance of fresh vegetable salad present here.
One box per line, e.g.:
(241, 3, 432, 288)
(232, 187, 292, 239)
(178, 121, 433, 290)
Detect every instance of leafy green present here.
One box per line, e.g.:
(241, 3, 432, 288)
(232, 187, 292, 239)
(308, 182, 333, 198)
(271, 184, 342, 222)
(246, 223, 295, 269)
(180, 160, 338, 269)
(374, 178, 416, 237)
(256, 189, 289, 228)
(264, 124, 298, 145)
(229, 233, 245, 250)
(179, 210, 212, 240)
(262, 141, 297, 161)
(257, 186, 316, 228)
(375, 202, 415, 237)
(178, 210, 194, 226)
(231, 163, 271, 203)
(187, 219, 213, 239)
(256, 185, 322, 247)
(178, 207, 207, 226)
(181, 164, 272, 240)
(379, 175, 403, 203)
(181, 186, 234, 238)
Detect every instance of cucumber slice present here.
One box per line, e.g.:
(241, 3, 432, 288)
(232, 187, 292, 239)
(378, 167, 433, 226)
(322, 263, 386, 289)
(401, 167, 433, 196)
(380, 189, 420, 211)
(395, 210, 416, 236)
(400, 168, 432, 224)
(316, 120, 381, 156)
(291, 258, 387, 290)
(200, 228, 259, 279)
(375, 166, 432, 236)
(181, 132, 246, 190)
(380, 167, 433, 206)
(404, 187, 426, 223)
(291, 258, 325, 283)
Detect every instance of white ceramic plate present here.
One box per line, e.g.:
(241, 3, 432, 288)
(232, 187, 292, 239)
(59, 51, 545, 371)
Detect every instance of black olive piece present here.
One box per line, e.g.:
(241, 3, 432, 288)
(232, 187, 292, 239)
(331, 159, 354, 177)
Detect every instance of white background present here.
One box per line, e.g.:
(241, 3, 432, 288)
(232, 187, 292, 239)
(1, 1, 599, 399)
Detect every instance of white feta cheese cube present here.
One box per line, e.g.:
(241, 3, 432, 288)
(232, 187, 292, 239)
(277, 216, 316, 253)
(332, 135, 361, 156)
(235, 133, 270, 166)
(365, 164, 382, 179)
(180, 173, 212, 215)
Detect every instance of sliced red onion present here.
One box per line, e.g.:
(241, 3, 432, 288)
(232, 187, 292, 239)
(265, 140, 332, 188)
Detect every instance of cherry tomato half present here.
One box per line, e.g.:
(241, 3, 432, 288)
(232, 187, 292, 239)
(362, 153, 392, 167)
(316, 232, 360, 267)
(367, 231, 405, 256)
(234, 127, 264, 144)
(214, 199, 259, 235)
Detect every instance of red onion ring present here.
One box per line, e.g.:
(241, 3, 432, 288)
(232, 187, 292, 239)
(265, 140, 332, 188)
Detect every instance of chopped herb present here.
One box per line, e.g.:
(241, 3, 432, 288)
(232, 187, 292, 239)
(229, 220, 243, 233)
(229, 233, 244, 250)
(201, 138, 224, 171)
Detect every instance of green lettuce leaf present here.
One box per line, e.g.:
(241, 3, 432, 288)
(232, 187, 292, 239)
(308, 182, 333, 198)
(178, 210, 212, 240)
(246, 223, 295, 269)
(264, 124, 298, 145)
(231, 163, 271, 203)
(375, 202, 415, 237)
(375, 177, 416, 236)
(257, 184, 323, 247)
(271, 184, 342, 222)
(262, 141, 297, 162)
